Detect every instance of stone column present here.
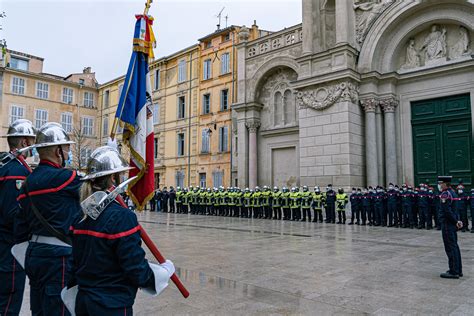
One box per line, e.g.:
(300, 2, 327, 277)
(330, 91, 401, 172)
(381, 98, 399, 186)
(302, 0, 314, 55)
(246, 120, 260, 188)
(375, 103, 385, 185)
(335, 0, 356, 46)
(361, 98, 378, 187)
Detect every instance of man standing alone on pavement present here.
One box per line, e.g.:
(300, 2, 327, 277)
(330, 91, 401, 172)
(437, 176, 463, 279)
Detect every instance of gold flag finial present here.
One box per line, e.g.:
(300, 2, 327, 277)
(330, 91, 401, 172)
(144, 0, 153, 15)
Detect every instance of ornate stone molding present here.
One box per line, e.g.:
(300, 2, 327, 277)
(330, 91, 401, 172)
(296, 81, 359, 111)
(246, 120, 261, 133)
(380, 98, 399, 113)
(360, 98, 378, 113)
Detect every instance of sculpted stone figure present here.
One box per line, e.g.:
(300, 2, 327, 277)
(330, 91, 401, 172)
(401, 38, 420, 70)
(450, 26, 471, 59)
(354, 0, 393, 44)
(422, 24, 447, 64)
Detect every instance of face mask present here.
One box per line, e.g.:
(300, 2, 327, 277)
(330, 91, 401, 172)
(352, 190, 356, 194)
(389, 186, 394, 190)
(437, 184, 442, 191)
(403, 188, 407, 191)
(458, 190, 463, 194)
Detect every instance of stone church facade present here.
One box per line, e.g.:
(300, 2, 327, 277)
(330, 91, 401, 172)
(232, 0, 474, 190)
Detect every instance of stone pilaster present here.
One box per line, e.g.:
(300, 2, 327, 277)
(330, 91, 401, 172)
(381, 97, 399, 186)
(361, 98, 379, 187)
(246, 120, 261, 188)
(375, 103, 385, 185)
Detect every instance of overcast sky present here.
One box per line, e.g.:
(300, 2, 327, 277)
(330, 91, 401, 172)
(1, 0, 301, 83)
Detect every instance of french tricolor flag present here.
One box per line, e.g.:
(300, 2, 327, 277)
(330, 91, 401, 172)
(112, 14, 156, 210)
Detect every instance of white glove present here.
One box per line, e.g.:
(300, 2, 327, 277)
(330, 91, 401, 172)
(160, 260, 175, 278)
(141, 260, 175, 296)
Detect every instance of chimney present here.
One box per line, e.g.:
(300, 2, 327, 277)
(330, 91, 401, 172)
(83, 67, 91, 74)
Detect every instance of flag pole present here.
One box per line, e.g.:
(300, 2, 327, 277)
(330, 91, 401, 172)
(144, 0, 153, 15)
(110, 0, 153, 142)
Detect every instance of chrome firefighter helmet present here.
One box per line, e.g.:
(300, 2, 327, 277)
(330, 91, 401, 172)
(273, 186, 278, 192)
(34, 122, 75, 148)
(303, 185, 308, 192)
(81, 146, 134, 180)
(7, 119, 36, 138)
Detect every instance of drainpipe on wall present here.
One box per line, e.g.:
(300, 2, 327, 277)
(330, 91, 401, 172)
(187, 51, 193, 187)
(229, 30, 236, 187)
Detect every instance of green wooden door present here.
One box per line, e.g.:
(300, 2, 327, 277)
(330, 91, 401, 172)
(412, 94, 473, 187)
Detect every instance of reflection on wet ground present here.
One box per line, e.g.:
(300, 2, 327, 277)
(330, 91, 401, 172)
(20, 212, 474, 315)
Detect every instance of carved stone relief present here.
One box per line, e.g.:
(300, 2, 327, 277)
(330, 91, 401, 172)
(399, 24, 472, 71)
(354, 0, 395, 45)
(296, 81, 359, 111)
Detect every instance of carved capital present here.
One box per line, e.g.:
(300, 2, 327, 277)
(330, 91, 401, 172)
(246, 120, 261, 133)
(380, 98, 399, 113)
(360, 98, 378, 112)
(296, 81, 359, 111)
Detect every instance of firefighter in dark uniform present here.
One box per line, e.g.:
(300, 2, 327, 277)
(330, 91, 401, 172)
(437, 176, 463, 279)
(289, 187, 301, 221)
(311, 187, 324, 223)
(242, 188, 251, 218)
(281, 187, 291, 220)
(336, 188, 348, 224)
(67, 146, 175, 315)
(271, 187, 282, 220)
(235, 188, 243, 217)
(261, 186, 271, 219)
(182, 188, 189, 214)
(13, 123, 81, 315)
(0, 119, 36, 315)
(386, 184, 398, 227)
(348, 188, 360, 225)
(253, 187, 262, 219)
(175, 187, 183, 214)
(300, 186, 312, 222)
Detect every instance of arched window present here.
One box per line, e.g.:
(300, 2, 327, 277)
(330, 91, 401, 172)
(274, 91, 283, 126)
(284, 89, 295, 125)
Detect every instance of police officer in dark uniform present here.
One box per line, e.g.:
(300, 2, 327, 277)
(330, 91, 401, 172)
(168, 186, 176, 213)
(66, 146, 175, 315)
(455, 184, 469, 232)
(0, 119, 36, 315)
(348, 188, 360, 225)
(361, 188, 370, 226)
(386, 183, 398, 227)
(470, 188, 474, 233)
(373, 186, 385, 226)
(324, 184, 336, 224)
(14, 122, 81, 315)
(437, 176, 463, 279)
(400, 184, 414, 228)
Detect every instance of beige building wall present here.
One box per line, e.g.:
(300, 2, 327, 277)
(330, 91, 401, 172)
(0, 50, 99, 169)
(150, 45, 200, 188)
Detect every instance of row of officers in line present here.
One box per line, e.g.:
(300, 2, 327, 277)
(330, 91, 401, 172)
(157, 184, 474, 232)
